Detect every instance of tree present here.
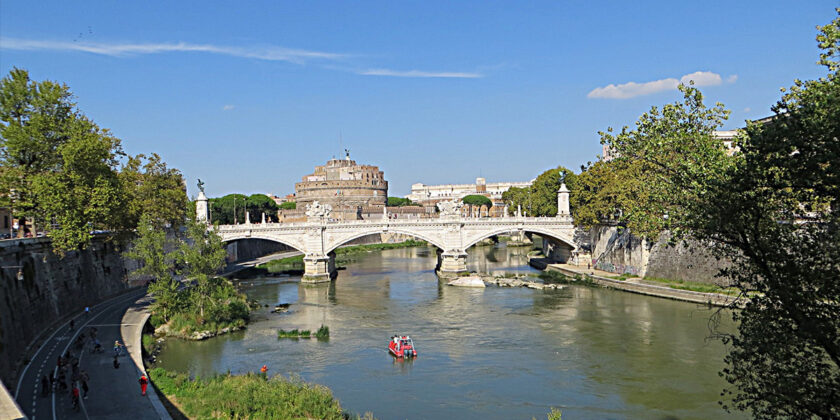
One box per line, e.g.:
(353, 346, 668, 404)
(177, 218, 228, 318)
(595, 10, 840, 417)
(0, 68, 77, 237)
(120, 153, 187, 230)
(573, 159, 639, 228)
(245, 194, 278, 222)
(694, 12, 839, 418)
(279, 201, 296, 210)
(387, 197, 419, 207)
(598, 84, 731, 239)
(125, 213, 180, 322)
(209, 194, 247, 224)
(461, 194, 492, 216)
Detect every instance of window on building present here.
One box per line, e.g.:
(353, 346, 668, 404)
(3, 215, 7, 229)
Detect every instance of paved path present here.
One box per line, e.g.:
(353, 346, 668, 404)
(13, 289, 166, 420)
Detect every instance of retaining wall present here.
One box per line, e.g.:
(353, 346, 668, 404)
(0, 237, 135, 387)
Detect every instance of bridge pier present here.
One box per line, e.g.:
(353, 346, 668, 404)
(302, 251, 336, 283)
(436, 250, 468, 278)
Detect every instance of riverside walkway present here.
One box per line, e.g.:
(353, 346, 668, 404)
(13, 289, 169, 420)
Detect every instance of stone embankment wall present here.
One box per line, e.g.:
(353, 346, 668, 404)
(589, 225, 729, 284)
(0, 237, 135, 387)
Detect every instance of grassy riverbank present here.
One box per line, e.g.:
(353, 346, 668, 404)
(259, 240, 426, 272)
(149, 367, 374, 419)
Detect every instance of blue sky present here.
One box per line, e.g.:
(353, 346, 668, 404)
(1, 1, 836, 198)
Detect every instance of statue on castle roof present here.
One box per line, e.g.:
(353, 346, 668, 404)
(305, 201, 333, 220)
(437, 200, 463, 217)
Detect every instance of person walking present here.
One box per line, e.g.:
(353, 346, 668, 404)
(139, 374, 148, 396)
(260, 365, 268, 379)
(40, 375, 49, 397)
(71, 383, 80, 411)
(80, 370, 89, 398)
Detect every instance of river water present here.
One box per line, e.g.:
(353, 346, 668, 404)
(155, 244, 746, 420)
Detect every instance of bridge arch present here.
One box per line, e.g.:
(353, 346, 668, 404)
(324, 228, 445, 254)
(218, 233, 306, 255)
(462, 227, 576, 251)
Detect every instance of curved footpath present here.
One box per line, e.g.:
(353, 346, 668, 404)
(10, 289, 170, 420)
(543, 262, 746, 307)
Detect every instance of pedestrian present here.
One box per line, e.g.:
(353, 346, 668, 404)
(40, 375, 49, 397)
(71, 383, 80, 411)
(112, 355, 120, 369)
(260, 364, 267, 379)
(84, 306, 90, 317)
(81, 379, 89, 400)
(58, 369, 67, 390)
(139, 374, 148, 396)
(114, 340, 122, 357)
(69, 319, 75, 331)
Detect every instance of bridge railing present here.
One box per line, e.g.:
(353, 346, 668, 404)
(213, 215, 573, 230)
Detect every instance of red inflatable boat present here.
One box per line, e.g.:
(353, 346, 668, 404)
(388, 335, 417, 358)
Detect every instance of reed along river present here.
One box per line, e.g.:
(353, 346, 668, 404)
(154, 244, 746, 420)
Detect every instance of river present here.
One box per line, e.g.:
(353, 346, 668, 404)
(154, 244, 746, 420)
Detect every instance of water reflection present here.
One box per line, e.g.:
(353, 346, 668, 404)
(155, 245, 744, 420)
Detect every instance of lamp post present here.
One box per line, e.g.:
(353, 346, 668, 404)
(233, 197, 238, 224)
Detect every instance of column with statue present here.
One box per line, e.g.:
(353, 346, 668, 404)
(196, 179, 209, 223)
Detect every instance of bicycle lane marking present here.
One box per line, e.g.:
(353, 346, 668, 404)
(51, 291, 145, 420)
(15, 288, 145, 400)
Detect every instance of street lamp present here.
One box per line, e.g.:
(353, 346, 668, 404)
(233, 196, 238, 224)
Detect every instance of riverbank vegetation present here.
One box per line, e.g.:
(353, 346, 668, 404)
(0, 68, 187, 253)
(277, 325, 330, 340)
(129, 218, 251, 339)
(149, 367, 374, 420)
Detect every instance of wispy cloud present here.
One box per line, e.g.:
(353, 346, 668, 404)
(680, 71, 722, 86)
(726, 74, 738, 84)
(357, 68, 482, 78)
(587, 78, 679, 99)
(588, 70, 734, 99)
(222, 105, 235, 111)
(0, 37, 344, 64)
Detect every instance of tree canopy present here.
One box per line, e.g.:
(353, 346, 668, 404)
(209, 193, 277, 224)
(461, 194, 492, 208)
(387, 196, 419, 207)
(585, 10, 840, 417)
(279, 201, 296, 210)
(0, 68, 186, 253)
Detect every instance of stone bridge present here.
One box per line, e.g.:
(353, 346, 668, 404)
(198, 184, 575, 283)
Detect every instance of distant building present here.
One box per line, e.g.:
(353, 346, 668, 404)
(407, 177, 533, 217)
(278, 152, 388, 221)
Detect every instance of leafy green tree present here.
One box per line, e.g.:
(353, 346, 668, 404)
(574, 160, 641, 228)
(279, 201, 296, 210)
(461, 194, 492, 216)
(28, 115, 127, 252)
(209, 194, 247, 224)
(387, 197, 418, 207)
(693, 12, 839, 418)
(245, 194, 278, 222)
(0, 68, 78, 237)
(501, 186, 528, 215)
(120, 153, 187, 229)
(125, 213, 180, 321)
(598, 84, 731, 239)
(177, 218, 228, 318)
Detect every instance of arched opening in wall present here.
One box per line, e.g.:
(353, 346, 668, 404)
(325, 231, 443, 272)
(223, 238, 301, 265)
(464, 230, 575, 274)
